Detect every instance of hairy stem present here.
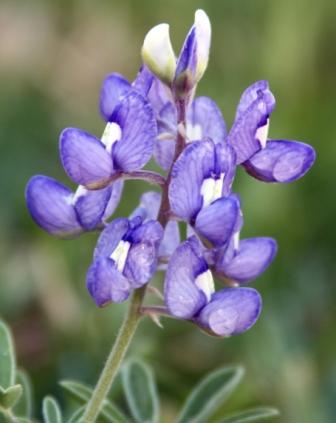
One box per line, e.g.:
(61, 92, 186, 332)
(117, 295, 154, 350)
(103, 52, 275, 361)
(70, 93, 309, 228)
(82, 287, 146, 422)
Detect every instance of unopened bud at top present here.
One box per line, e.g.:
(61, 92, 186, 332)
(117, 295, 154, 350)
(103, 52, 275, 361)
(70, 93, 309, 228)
(174, 9, 211, 97)
(141, 23, 176, 85)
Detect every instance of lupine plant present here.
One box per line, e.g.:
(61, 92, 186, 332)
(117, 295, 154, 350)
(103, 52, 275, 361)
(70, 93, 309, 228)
(23, 9, 315, 422)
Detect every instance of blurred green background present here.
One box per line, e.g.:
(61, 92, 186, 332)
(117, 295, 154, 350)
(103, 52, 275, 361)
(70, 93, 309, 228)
(0, 0, 335, 421)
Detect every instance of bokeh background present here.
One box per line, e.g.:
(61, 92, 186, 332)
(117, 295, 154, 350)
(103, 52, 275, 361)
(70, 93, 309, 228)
(0, 0, 335, 421)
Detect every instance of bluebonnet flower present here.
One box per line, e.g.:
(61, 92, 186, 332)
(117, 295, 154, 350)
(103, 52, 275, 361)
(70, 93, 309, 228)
(26, 9, 316, 338)
(87, 216, 163, 306)
(60, 91, 157, 190)
(227, 80, 316, 182)
(169, 139, 238, 247)
(26, 175, 123, 237)
(164, 236, 261, 337)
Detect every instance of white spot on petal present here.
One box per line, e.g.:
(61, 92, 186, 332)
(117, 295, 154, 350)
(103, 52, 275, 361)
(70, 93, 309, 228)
(71, 185, 87, 206)
(195, 269, 215, 302)
(200, 173, 225, 208)
(101, 122, 122, 153)
(255, 118, 269, 149)
(186, 122, 203, 142)
(110, 240, 131, 273)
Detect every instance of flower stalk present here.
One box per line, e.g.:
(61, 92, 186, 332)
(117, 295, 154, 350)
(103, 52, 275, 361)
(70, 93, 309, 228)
(82, 286, 146, 422)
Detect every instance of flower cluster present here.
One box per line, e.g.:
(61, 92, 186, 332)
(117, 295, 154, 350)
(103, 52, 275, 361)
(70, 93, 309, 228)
(26, 10, 315, 337)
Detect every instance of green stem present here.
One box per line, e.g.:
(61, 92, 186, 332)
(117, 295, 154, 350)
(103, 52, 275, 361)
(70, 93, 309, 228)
(82, 287, 146, 422)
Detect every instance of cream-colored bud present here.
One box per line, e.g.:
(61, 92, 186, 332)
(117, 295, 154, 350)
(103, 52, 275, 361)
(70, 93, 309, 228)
(141, 23, 176, 85)
(194, 9, 211, 81)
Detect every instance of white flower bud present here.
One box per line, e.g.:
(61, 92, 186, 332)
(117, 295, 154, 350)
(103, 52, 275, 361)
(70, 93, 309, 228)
(141, 23, 176, 85)
(194, 9, 211, 81)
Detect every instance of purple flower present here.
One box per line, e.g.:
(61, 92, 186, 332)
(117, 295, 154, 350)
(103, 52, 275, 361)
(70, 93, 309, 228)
(87, 216, 163, 307)
(215, 236, 277, 284)
(227, 80, 316, 182)
(25, 175, 123, 237)
(155, 96, 227, 170)
(169, 139, 238, 247)
(174, 10, 211, 96)
(60, 91, 157, 189)
(164, 237, 262, 336)
(99, 66, 154, 121)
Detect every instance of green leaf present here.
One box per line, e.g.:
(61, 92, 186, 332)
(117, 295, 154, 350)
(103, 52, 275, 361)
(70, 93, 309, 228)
(216, 407, 280, 422)
(59, 380, 127, 423)
(0, 320, 16, 389)
(121, 359, 159, 423)
(0, 384, 23, 409)
(176, 366, 245, 423)
(42, 396, 62, 423)
(14, 370, 33, 417)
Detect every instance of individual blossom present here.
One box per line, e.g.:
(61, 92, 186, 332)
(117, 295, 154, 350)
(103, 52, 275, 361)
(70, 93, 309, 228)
(169, 139, 239, 247)
(99, 65, 154, 122)
(213, 208, 277, 284)
(25, 175, 123, 237)
(227, 80, 316, 182)
(87, 216, 163, 307)
(164, 236, 262, 337)
(60, 90, 157, 190)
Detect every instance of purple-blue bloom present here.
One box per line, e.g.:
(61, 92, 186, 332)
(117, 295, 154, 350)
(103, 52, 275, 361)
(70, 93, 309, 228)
(87, 216, 163, 307)
(227, 80, 316, 182)
(164, 237, 262, 336)
(25, 175, 123, 237)
(60, 91, 157, 189)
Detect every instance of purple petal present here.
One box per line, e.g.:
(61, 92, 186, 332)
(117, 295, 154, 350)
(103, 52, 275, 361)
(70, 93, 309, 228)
(132, 65, 154, 97)
(25, 175, 81, 237)
(124, 220, 163, 287)
(196, 287, 262, 336)
(111, 92, 157, 171)
(159, 221, 180, 257)
(228, 93, 275, 164)
(87, 258, 131, 306)
(93, 218, 130, 259)
(139, 191, 161, 220)
(154, 102, 177, 170)
(187, 96, 227, 143)
(217, 237, 277, 283)
(164, 237, 207, 319)
(99, 73, 132, 121)
(169, 140, 214, 220)
(235, 80, 275, 121)
(60, 128, 114, 188)
(175, 26, 197, 89)
(74, 186, 112, 230)
(147, 77, 173, 115)
(243, 140, 316, 183)
(102, 180, 124, 220)
(195, 196, 239, 247)
(214, 142, 237, 196)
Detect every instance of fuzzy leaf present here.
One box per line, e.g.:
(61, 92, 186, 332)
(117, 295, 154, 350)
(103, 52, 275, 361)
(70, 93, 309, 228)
(0, 384, 23, 409)
(176, 366, 245, 423)
(0, 320, 16, 389)
(122, 359, 159, 423)
(216, 407, 280, 422)
(14, 370, 33, 417)
(59, 380, 127, 423)
(42, 396, 62, 423)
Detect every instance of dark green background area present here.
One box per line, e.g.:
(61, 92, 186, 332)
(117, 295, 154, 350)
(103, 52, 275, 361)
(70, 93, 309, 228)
(0, 0, 335, 421)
